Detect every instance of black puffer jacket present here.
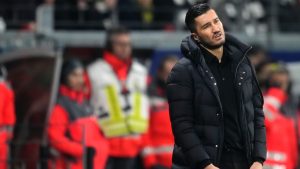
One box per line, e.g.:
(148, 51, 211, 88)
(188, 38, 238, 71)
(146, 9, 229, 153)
(166, 34, 266, 169)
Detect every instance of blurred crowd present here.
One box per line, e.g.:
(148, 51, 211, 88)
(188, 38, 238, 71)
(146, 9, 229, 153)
(0, 0, 300, 32)
(1, 27, 300, 169)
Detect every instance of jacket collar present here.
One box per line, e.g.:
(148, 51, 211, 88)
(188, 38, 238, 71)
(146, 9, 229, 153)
(180, 33, 250, 64)
(59, 85, 85, 103)
(103, 51, 132, 81)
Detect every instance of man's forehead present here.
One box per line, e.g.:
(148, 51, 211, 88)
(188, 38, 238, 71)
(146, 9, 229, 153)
(194, 9, 219, 24)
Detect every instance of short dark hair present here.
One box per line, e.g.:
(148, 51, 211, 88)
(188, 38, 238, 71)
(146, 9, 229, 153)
(105, 26, 130, 51)
(60, 59, 83, 85)
(185, 1, 211, 33)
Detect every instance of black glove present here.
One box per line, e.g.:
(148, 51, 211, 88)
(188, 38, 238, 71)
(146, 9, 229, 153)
(86, 147, 96, 169)
(151, 164, 169, 169)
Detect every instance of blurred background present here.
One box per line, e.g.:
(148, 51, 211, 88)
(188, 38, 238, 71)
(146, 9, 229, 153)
(0, 0, 300, 169)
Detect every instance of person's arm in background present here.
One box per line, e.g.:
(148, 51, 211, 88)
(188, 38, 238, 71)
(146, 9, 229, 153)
(3, 86, 15, 140)
(47, 105, 83, 158)
(0, 83, 15, 141)
(166, 63, 214, 169)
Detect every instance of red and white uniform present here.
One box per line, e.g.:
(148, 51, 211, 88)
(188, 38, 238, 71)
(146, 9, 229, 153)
(0, 80, 15, 169)
(87, 51, 149, 158)
(263, 87, 298, 169)
(142, 80, 174, 169)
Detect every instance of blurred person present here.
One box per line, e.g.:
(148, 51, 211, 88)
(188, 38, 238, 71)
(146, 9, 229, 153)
(55, 0, 97, 30)
(266, 63, 300, 168)
(94, 0, 119, 29)
(264, 62, 299, 118)
(142, 56, 178, 169)
(119, 0, 154, 29)
(278, 0, 300, 32)
(0, 65, 16, 169)
(256, 60, 278, 92)
(247, 44, 269, 72)
(47, 59, 109, 169)
(263, 64, 298, 169)
(87, 27, 149, 169)
(167, 2, 266, 169)
(36, 0, 55, 34)
(152, 0, 176, 30)
(173, 0, 194, 30)
(119, 0, 174, 30)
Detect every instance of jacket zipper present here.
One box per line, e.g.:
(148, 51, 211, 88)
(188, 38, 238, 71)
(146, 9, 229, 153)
(234, 46, 252, 80)
(234, 46, 253, 164)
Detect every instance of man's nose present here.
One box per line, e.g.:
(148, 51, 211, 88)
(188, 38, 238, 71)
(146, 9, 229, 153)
(212, 23, 220, 33)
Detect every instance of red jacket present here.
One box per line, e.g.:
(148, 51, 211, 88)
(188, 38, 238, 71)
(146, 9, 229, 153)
(263, 88, 298, 169)
(142, 80, 174, 169)
(0, 81, 15, 135)
(0, 81, 15, 169)
(47, 85, 109, 169)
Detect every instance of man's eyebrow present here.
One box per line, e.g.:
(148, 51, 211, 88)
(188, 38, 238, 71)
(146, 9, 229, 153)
(201, 22, 210, 29)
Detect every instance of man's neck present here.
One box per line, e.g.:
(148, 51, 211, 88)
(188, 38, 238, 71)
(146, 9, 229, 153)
(201, 45, 224, 63)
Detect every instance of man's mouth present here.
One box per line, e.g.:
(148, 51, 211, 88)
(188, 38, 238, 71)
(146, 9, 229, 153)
(213, 32, 222, 39)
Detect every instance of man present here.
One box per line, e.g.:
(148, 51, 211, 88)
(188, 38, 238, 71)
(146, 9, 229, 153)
(166, 2, 266, 169)
(0, 66, 15, 169)
(142, 56, 178, 169)
(87, 27, 149, 169)
(48, 60, 109, 169)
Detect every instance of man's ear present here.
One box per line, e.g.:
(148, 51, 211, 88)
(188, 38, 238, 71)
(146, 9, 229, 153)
(192, 33, 200, 42)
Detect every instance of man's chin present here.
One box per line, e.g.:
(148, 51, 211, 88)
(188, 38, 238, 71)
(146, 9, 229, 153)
(202, 41, 225, 50)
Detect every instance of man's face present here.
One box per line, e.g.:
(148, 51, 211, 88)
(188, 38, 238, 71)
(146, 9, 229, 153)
(270, 72, 290, 92)
(249, 52, 267, 67)
(111, 33, 132, 60)
(67, 67, 84, 91)
(192, 9, 225, 49)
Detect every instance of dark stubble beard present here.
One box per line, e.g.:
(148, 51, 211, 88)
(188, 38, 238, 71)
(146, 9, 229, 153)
(198, 38, 225, 50)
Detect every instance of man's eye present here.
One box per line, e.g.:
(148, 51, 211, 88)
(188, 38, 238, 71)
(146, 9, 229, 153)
(202, 25, 210, 29)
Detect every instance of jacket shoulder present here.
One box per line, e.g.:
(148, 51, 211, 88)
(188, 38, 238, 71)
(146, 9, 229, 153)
(87, 59, 112, 78)
(131, 60, 147, 75)
(88, 59, 109, 71)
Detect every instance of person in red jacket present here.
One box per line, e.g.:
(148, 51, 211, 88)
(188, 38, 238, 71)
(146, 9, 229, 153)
(0, 66, 15, 169)
(47, 59, 109, 169)
(142, 55, 178, 169)
(263, 64, 298, 169)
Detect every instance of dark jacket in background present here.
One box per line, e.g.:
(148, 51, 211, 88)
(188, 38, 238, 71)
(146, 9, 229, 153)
(166, 34, 266, 169)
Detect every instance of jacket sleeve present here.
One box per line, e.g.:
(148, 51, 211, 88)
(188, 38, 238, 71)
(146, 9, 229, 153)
(47, 105, 83, 158)
(4, 87, 16, 127)
(251, 72, 267, 162)
(166, 63, 211, 169)
(0, 84, 15, 141)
